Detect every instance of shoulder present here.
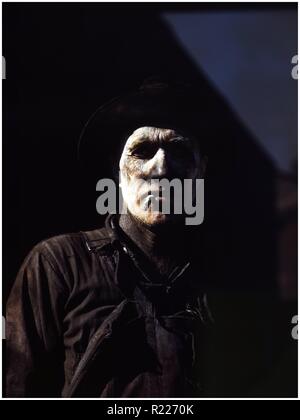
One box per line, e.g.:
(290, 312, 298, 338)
(34, 225, 111, 264)
(21, 225, 112, 285)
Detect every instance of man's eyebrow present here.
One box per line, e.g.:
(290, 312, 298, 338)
(127, 134, 191, 150)
(127, 138, 153, 150)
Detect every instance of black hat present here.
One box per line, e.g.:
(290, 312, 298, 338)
(78, 77, 214, 179)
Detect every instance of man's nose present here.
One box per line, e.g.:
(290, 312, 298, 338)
(145, 148, 168, 178)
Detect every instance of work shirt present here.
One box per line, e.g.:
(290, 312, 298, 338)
(6, 215, 275, 397)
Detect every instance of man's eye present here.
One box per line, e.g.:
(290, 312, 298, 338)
(131, 144, 156, 159)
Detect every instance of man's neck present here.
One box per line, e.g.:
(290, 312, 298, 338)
(119, 213, 196, 277)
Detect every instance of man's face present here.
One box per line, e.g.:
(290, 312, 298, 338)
(119, 127, 206, 227)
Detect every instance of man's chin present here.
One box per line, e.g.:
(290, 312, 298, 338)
(133, 211, 184, 228)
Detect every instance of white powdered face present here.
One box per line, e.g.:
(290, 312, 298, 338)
(119, 126, 206, 227)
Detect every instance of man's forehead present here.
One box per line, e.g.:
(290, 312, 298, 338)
(125, 126, 189, 147)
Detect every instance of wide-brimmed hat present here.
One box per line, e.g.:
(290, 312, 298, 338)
(78, 77, 216, 179)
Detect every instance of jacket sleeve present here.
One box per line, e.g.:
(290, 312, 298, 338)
(6, 243, 68, 397)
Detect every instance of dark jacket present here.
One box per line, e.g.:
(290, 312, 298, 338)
(6, 215, 278, 398)
(6, 215, 216, 398)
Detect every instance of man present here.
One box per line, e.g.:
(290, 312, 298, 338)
(6, 79, 273, 398)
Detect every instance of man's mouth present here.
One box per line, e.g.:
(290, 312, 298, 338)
(142, 187, 172, 211)
(141, 186, 165, 200)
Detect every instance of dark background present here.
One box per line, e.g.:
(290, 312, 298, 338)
(3, 2, 298, 397)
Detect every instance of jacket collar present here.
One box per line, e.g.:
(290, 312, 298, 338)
(84, 214, 206, 302)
